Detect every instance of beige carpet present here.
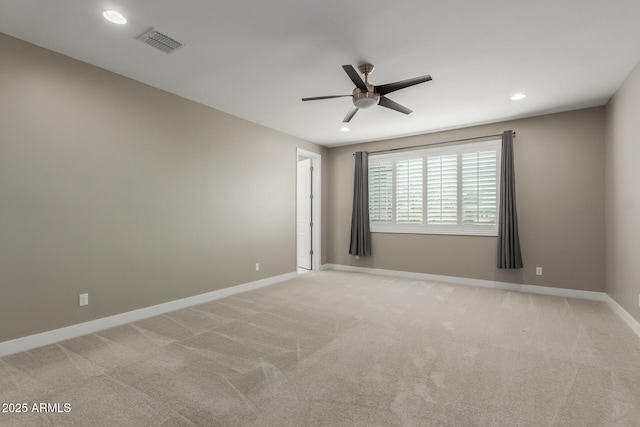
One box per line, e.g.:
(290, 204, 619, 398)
(1, 271, 639, 426)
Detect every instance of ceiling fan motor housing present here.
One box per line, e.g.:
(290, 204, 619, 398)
(352, 87, 379, 109)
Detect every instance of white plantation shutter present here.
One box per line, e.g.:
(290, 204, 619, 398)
(427, 154, 457, 224)
(396, 158, 423, 224)
(368, 139, 501, 235)
(462, 150, 498, 225)
(368, 160, 393, 224)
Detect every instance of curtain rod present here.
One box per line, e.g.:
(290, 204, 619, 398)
(352, 131, 515, 156)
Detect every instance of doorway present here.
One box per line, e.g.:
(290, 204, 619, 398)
(296, 149, 321, 272)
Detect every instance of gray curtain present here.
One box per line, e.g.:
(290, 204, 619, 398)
(349, 151, 372, 256)
(497, 130, 523, 269)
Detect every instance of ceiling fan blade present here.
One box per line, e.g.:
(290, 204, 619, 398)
(301, 95, 352, 101)
(375, 75, 432, 96)
(343, 106, 359, 122)
(342, 65, 367, 90)
(378, 96, 413, 115)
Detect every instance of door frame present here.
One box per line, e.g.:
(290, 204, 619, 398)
(296, 148, 321, 271)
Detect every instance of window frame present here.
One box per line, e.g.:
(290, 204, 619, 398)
(368, 139, 502, 236)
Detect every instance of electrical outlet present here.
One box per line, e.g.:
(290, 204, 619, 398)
(255, 263, 260, 271)
(535, 267, 542, 276)
(79, 293, 89, 307)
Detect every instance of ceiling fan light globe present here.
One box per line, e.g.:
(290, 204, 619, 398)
(353, 92, 379, 109)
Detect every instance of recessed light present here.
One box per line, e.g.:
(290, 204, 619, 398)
(340, 127, 350, 132)
(103, 10, 127, 25)
(511, 93, 526, 101)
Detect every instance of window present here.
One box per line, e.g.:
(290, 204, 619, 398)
(368, 139, 501, 236)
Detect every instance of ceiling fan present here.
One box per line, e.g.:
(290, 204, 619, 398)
(301, 63, 432, 123)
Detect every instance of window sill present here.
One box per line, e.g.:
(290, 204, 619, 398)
(370, 227, 498, 237)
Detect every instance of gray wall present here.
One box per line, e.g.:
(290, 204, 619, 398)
(605, 60, 640, 323)
(0, 33, 327, 342)
(327, 108, 606, 292)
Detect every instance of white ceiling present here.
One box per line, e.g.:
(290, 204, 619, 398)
(1, 0, 640, 147)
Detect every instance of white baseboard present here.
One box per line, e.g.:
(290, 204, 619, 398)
(322, 264, 606, 301)
(0, 272, 298, 358)
(322, 264, 640, 338)
(605, 295, 640, 338)
(4, 267, 638, 357)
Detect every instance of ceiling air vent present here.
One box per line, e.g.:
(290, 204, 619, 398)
(137, 28, 183, 54)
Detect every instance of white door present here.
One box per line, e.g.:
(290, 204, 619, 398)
(297, 158, 312, 270)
